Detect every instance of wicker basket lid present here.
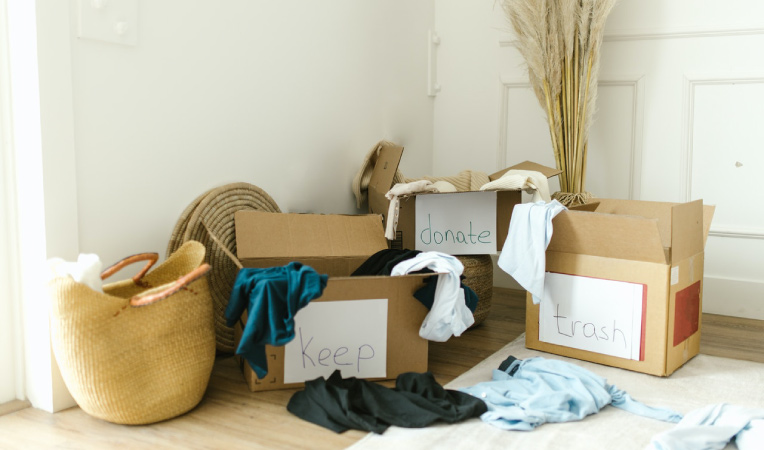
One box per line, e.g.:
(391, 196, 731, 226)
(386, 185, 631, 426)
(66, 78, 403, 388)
(166, 182, 280, 353)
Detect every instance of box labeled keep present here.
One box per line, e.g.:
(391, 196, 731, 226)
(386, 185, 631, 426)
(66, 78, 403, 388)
(525, 198, 715, 376)
(367, 142, 561, 254)
(233, 211, 430, 391)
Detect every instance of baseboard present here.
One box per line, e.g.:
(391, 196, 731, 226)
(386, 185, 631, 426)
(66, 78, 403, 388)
(0, 399, 31, 417)
(703, 277, 764, 320)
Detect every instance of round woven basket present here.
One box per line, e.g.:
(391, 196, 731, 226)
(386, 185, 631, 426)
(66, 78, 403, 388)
(166, 182, 281, 353)
(456, 255, 493, 327)
(48, 241, 215, 425)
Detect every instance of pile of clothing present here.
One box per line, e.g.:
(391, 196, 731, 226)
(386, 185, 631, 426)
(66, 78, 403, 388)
(224, 250, 480, 378)
(287, 354, 764, 450)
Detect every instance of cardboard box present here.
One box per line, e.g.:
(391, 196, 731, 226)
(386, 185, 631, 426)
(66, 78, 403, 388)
(525, 198, 716, 376)
(233, 211, 430, 391)
(367, 142, 561, 254)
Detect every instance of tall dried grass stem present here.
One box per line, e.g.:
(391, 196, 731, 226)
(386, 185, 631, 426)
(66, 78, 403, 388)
(503, 0, 616, 205)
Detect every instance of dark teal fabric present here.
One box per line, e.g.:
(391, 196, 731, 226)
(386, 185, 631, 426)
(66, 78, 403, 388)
(225, 262, 328, 379)
(413, 276, 479, 313)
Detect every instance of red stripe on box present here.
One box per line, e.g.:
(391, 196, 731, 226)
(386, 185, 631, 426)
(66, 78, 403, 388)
(674, 281, 701, 346)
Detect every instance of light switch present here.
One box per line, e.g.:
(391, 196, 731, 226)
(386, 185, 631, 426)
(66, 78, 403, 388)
(77, 0, 138, 46)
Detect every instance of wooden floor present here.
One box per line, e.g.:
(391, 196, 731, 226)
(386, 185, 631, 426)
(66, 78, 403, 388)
(1, 288, 762, 449)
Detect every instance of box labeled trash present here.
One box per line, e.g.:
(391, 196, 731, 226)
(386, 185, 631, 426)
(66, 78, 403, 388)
(367, 142, 560, 254)
(233, 211, 430, 391)
(525, 198, 715, 376)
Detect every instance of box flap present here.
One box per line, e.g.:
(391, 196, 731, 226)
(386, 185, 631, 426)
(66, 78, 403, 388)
(489, 161, 562, 181)
(670, 200, 705, 262)
(569, 201, 600, 212)
(702, 205, 716, 247)
(548, 210, 668, 264)
(235, 211, 388, 259)
(588, 198, 675, 249)
(367, 142, 404, 216)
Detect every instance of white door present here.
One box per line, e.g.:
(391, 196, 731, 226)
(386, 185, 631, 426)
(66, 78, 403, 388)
(433, 0, 764, 319)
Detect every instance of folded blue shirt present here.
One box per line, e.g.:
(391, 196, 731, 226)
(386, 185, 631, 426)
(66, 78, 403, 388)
(224, 262, 328, 379)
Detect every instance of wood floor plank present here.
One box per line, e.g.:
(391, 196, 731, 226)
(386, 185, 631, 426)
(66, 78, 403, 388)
(1, 288, 761, 449)
(0, 400, 30, 417)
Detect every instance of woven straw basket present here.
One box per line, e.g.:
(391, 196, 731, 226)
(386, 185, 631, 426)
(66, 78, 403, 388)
(456, 255, 493, 327)
(166, 182, 281, 354)
(48, 241, 216, 425)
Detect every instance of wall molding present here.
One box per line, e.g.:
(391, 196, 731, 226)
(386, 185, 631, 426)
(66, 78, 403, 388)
(497, 76, 643, 200)
(499, 26, 764, 46)
(710, 227, 764, 240)
(681, 74, 764, 239)
(598, 76, 645, 200)
(496, 79, 530, 170)
(704, 276, 764, 320)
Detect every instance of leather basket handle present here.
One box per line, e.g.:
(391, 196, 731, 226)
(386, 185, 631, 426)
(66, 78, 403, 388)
(100, 252, 160, 283)
(129, 263, 212, 307)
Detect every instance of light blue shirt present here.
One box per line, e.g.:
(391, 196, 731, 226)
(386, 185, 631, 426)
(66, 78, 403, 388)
(648, 403, 764, 450)
(497, 200, 566, 304)
(460, 356, 682, 431)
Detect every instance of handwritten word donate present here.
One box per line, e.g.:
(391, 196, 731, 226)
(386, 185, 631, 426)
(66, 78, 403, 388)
(419, 214, 492, 246)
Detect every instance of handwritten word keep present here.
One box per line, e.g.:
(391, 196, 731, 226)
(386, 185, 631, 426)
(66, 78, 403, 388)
(298, 328, 376, 373)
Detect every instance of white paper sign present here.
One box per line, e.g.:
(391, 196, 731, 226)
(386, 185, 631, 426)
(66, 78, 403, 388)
(283, 299, 388, 383)
(414, 191, 497, 254)
(539, 273, 644, 361)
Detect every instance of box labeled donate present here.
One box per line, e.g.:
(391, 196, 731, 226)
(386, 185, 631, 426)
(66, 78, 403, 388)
(525, 198, 715, 376)
(233, 211, 430, 391)
(366, 142, 560, 254)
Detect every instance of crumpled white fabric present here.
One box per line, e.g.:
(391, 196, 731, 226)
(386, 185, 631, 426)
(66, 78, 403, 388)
(479, 169, 551, 203)
(431, 180, 457, 193)
(497, 200, 567, 304)
(647, 403, 764, 450)
(47, 253, 104, 292)
(385, 180, 440, 240)
(391, 251, 474, 342)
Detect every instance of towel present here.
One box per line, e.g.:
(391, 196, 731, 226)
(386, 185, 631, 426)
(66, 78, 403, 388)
(47, 254, 104, 292)
(385, 180, 439, 240)
(480, 169, 551, 203)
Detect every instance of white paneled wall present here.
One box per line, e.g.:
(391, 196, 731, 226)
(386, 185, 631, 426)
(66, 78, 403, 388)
(435, 0, 764, 318)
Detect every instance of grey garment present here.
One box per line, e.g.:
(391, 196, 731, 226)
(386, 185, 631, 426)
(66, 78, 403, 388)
(287, 370, 487, 434)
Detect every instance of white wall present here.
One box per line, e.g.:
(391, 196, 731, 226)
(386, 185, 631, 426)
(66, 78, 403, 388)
(431, 0, 507, 176)
(0, 0, 18, 406)
(29, 0, 435, 411)
(64, 0, 435, 268)
(433, 0, 764, 318)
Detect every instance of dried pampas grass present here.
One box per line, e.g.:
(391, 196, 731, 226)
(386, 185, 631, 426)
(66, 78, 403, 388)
(502, 0, 616, 205)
